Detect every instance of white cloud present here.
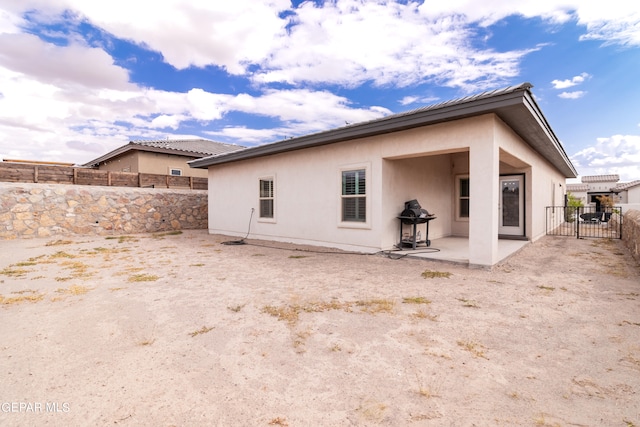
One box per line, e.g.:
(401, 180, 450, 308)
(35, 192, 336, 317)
(570, 134, 640, 181)
(0, 33, 134, 90)
(0, 62, 390, 164)
(399, 95, 440, 106)
(26, 0, 292, 74)
(558, 91, 587, 99)
(551, 72, 591, 89)
(0, 0, 638, 165)
(253, 2, 535, 90)
(5, 0, 637, 92)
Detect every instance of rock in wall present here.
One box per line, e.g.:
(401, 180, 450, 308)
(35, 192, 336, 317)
(0, 182, 207, 239)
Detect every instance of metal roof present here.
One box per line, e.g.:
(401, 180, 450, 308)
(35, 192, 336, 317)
(189, 82, 577, 178)
(83, 139, 244, 167)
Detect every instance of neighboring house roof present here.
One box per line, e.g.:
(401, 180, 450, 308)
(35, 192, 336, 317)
(190, 82, 578, 178)
(566, 184, 589, 192)
(611, 180, 640, 192)
(83, 139, 244, 167)
(581, 174, 620, 183)
(2, 158, 75, 167)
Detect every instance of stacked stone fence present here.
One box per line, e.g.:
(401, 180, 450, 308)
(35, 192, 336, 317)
(0, 182, 207, 239)
(615, 209, 640, 264)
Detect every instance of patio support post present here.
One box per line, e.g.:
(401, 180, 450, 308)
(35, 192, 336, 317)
(469, 140, 500, 266)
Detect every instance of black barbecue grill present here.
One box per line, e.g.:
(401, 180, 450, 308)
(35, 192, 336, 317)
(397, 199, 436, 249)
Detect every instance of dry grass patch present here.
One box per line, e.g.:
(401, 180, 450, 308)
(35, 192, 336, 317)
(411, 308, 439, 321)
(128, 273, 160, 282)
(46, 239, 73, 246)
(0, 266, 31, 277)
(357, 399, 388, 422)
(189, 326, 214, 337)
(0, 290, 45, 305)
(263, 298, 400, 326)
(56, 285, 92, 296)
(417, 385, 441, 399)
(457, 298, 480, 308)
(50, 251, 77, 259)
(262, 305, 301, 326)
(60, 261, 93, 278)
(14, 261, 38, 267)
(457, 339, 488, 359)
(106, 235, 139, 243)
(403, 296, 431, 305)
(263, 300, 354, 326)
(356, 298, 395, 314)
(421, 269, 452, 279)
(293, 329, 312, 353)
(152, 230, 183, 238)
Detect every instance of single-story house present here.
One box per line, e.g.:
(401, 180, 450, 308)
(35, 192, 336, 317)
(566, 174, 620, 210)
(190, 83, 578, 267)
(612, 180, 640, 205)
(567, 175, 640, 208)
(84, 139, 243, 178)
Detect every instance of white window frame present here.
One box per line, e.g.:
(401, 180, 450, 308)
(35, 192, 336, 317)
(338, 163, 371, 229)
(258, 176, 276, 223)
(169, 168, 182, 176)
(456, 175, 470, 221)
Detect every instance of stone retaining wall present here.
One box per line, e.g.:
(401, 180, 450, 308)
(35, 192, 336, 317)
(0, 182, 207, 239)
(620, 209, 640, 263)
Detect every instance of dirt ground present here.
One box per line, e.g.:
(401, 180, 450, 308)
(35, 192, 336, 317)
(0, 230, 639, 426)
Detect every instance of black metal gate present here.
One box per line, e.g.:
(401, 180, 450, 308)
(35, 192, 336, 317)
(546, 206, 622, 239)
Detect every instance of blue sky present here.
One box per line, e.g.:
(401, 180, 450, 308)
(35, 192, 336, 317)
(0, 0, 639, 181)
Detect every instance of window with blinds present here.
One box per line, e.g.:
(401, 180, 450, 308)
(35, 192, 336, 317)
(458, 176, 469, 219)
(259, 178, 274, 218)
(341, 169, 366, 222)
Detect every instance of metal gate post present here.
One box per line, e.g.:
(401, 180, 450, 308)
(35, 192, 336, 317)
(619, 207, 623, 239)
(576, 206, 581, 239)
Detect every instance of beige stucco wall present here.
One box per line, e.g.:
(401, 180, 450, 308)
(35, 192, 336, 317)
(209, 115, 495, 252)
(98, 151, 208, 178)
(493, 117, 567, 242)
(629, 186, 640, 204)
(206, 113, 572, 263)
(137, 152, 207, 178)
(98, 151, 140, 173)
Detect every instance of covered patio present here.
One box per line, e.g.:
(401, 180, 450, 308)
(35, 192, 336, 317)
(390, 236, 530, 266)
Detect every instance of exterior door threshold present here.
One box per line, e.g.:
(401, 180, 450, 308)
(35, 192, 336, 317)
(498, 235, 528, 241)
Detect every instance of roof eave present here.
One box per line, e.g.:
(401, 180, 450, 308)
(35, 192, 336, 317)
(84, 143, 205, 167)
(190, 85, 577, 178)
(190, 90, 529, 169)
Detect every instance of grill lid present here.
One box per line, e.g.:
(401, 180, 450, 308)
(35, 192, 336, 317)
(400, 199, 434, 218)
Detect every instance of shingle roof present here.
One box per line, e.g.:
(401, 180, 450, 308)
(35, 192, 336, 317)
(611, 180, 640, 191)
(581, 174, 620, 183)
